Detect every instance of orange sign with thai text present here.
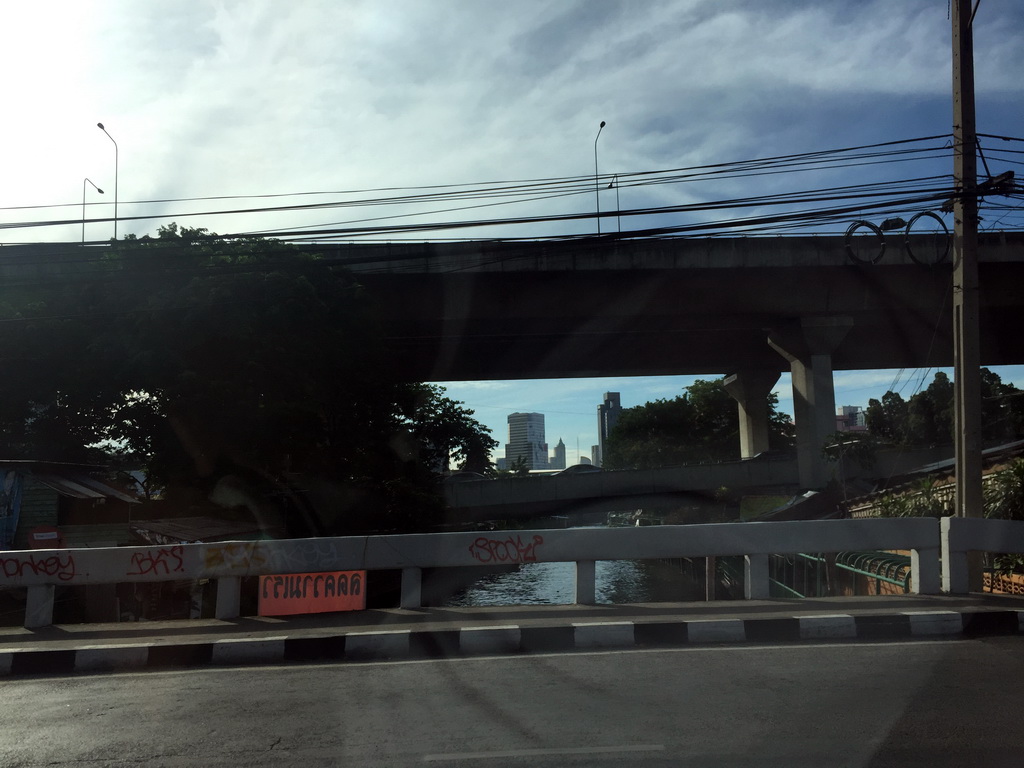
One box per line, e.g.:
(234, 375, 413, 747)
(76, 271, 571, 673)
(258, 570, 366, 616)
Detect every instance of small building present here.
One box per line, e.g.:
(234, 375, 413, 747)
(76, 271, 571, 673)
(836, 405, 868, 433)
(0, 461, 142, 624)
(0, 461, 140, 551)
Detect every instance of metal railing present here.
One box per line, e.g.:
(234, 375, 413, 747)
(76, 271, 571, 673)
(769, 551, 913, 598)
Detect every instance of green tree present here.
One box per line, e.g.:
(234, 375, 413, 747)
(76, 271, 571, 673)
(509, 456, 530, 476)
(603, 378, 794, 469)
(866, 370, 1023, 448)
(399, 384, 497, 474)
(0, 225, 496, 534)
(980, 369, 1024, 442)
(865, 391, 909, 445)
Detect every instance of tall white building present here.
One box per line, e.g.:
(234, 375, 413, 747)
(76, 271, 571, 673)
(505, 412, 548, 470)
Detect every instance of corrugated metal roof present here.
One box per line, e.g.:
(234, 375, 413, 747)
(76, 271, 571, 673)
(61, 523, 135, 548)
(31, 472, 139, 504)
(131, 516, 266, 544)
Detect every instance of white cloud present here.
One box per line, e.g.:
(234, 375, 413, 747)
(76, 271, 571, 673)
(8, 0, 1022, 241)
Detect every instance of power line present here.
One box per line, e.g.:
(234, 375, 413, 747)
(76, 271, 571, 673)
(0, 135, 955, 241)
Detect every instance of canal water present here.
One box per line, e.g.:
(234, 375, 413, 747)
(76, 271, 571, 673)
(443, 557, 708, 607)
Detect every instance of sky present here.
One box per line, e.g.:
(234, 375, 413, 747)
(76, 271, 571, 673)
(2, 0, 1023, 463)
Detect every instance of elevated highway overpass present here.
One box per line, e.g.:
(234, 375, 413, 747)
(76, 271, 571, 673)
(5, 234, 1023, 489)
(332, 233, 1024, 380)
(6, 234, 1021, 380)
(340, 232, 1024, 488)
(440, 445, 953, 523)
(442, 459, 798, 523)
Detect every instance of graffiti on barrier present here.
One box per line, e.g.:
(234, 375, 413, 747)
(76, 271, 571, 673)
(468, 534, 544, 564)
(0, 552, 78, 582)
(258, 570, 366, 616)
(273, 540, 349, 572)
(261, 571, 362, 601)
(126, 546, 185, 577)
(203, 542, 268, 573)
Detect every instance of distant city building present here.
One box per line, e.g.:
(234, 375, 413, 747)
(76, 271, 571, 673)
(591, 445, 601, 466)
(578, 455, 593, 466)
(495, 457, 509, 471)
(504, 412, 549, 470)
(550, 438, 566, 470)
(596, 392, 622, 467)
(836, 405, 868, 432)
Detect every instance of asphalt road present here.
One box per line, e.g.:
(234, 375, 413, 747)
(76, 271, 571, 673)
(1, 638, 1023, 767)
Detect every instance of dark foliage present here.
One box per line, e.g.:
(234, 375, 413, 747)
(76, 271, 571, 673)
(0, 225, 496, 534)
(603, 378, 794, 469)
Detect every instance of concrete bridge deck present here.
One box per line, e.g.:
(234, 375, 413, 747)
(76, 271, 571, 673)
(5, 234, 1023, 380)
(334, 233, 1024, 380)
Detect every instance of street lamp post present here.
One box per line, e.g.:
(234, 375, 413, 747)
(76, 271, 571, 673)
(82, 178, 104, 243)
(97, 123, 118, 239)
(594, 121, 606, 235)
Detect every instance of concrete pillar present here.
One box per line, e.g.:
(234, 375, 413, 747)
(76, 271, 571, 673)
(25, 585, 55, 628)
(911, 546, 942, 595)
(723, 370, 781, 458)
(705, 556, 716, 601)
(575, 560, 596, 605)
(215, 576, 241, 620)
(940, 516, 970, 594)
(400, 567, 422, 609)
(744, 554, 770, 599)
(768, 316, 852, 489)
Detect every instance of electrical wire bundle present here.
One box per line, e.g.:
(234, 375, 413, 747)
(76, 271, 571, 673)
(1, 133, 1020, 258)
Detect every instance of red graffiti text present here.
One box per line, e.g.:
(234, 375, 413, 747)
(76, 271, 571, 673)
(127, 546, 185, 577)
(0, 553, 78, 582)
(468, 534, 544, 564)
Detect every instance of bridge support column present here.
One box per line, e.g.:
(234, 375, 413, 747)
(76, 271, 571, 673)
(215, 577, 241, 620)
(723, 370, 781, 459)
(575, 560, 596, 605)
(25, 585, 54, 628)
(744, 554, 770, 599)
(400, 567, 422, 609)
(769, 317, 852, 489)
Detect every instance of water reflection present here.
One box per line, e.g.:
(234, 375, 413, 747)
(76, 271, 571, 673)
(445, 558, 703, 607)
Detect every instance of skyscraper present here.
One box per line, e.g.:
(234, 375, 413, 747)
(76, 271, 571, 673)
(550, 438, 566, 470)
(596, 392, 622, 467)
(505, 412, 548, 470)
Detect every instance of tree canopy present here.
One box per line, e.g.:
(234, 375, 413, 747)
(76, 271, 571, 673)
(865, 369, 1024, 447)
(603, 378, 794, 469)
(0, 225, 496, 534)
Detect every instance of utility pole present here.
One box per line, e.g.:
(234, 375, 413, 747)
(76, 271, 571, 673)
(951, 0, 983, 589)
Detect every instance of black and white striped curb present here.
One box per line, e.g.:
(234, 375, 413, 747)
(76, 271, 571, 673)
(2, 609, 1022, 676)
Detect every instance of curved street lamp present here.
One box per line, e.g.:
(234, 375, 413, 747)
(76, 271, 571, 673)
(97, 123, 118, 239)
(594, 121, 606, 235)
(82, 178, 104, 243)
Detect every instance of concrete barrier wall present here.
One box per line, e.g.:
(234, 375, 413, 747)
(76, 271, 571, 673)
(941, 517, 1024, 594)
(0, 518, 938, 588)
(7, 516, 1024, 626)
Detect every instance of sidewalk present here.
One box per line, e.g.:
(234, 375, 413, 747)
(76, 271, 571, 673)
(2, 593, 1022, 676)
